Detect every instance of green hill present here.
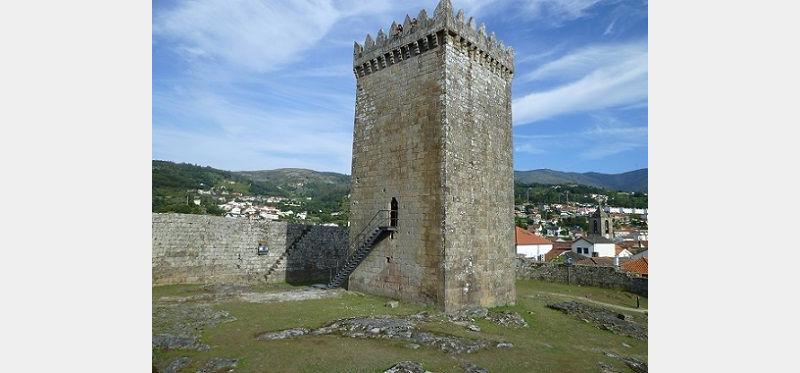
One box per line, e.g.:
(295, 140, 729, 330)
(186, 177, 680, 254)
(514, 169, 648, 192)
(152, 161, 647, 215)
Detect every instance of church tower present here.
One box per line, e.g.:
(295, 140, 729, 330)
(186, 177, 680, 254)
(589, 206, 614, 239)
(346, 0, 516, 313)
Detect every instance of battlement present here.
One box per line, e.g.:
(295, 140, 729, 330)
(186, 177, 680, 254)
(353, 0, 514, 79)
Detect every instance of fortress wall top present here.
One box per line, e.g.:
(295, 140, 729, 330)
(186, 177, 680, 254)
(353, 0, 514, 78)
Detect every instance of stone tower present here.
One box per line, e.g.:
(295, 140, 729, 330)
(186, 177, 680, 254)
(589, 206, 614, 239)
(347, 0, 516, 313)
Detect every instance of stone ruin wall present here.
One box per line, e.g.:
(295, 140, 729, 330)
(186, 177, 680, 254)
(152, 213, 347, 285)
(515, 258, 648, 297)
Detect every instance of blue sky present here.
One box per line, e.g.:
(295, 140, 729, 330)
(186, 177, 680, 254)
(153, 0, 648, 174)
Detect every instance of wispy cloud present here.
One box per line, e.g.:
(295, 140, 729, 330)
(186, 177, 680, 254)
(154, 89, 353, 172)
(603, 18, 617, 35)
(515, 115, 646, 160)
(154, 0, 341, 73)
(513, 39, 647, 125)
(521, 0, 605, 24)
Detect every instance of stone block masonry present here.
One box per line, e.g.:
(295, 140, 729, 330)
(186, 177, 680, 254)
(348, 0, 516, 313)
(515, 258, 648, 297)
(152, 213, 348, 285)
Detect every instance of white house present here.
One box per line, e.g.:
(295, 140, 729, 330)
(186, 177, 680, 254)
(259, 212, 279, 221)
(572, 235, 617, 257)
(615, 245, 633, 258)
(515, 226, 553, 261)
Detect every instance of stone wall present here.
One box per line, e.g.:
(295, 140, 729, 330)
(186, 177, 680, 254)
(515, 258, 648, 297)
(349, 35, 447, 306)
(152, 213, 348, 286)
(441, 30, 516, 311)
(281, 224, 350, 284)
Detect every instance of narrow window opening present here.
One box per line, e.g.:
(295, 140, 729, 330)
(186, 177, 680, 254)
(390, 197, 398, 228)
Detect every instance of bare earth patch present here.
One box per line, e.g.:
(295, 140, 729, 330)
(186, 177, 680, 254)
(238, 288, 344, 303)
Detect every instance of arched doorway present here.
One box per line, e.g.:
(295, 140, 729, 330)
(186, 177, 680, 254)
(390, 197, 398, 227)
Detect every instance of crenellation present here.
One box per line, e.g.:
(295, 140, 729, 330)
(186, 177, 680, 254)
(353, 0, 513, 78)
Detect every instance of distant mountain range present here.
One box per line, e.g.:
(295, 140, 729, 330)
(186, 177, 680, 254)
(236, 168, 351, 188)
(514, 169, 648, 192)
(153, 160, 647, 195)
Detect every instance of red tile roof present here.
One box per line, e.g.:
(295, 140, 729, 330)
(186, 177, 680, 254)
(544, 248, 570, 262)
(515, 226, 553, 245)
(621, 257, 648, 276)
(552, 241, 572, 250)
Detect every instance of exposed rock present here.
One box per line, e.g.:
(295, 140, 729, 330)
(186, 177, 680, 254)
(496, 342, 514, 349)
(598, 361, 621, 373)
(622, 342, 631, 348)
(603, 351, 648, 373)
(409, 331, 491, 354)
(386, 301, 400, 309)
(450, 307, 489, 323)
(153, 304, 236, 336)
(467, 324, 481, 332)
(259, 313, 495, 354)
(621, 357, 648, 373)
(197, 358, 238, 373)
(384, 361, 429, 373)
(256, 327, 309, 340)
(406, 343, 421, 350)
(486, 311, 529, 328)
(163, 356, 191, 373)
(152, 334, 209, 352)
(461, 362, 488, 373)
(548, 302, 647, 340)
(152, 303, 236, 352)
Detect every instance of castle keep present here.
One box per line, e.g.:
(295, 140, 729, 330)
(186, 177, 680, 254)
(344, 0, 516, 313)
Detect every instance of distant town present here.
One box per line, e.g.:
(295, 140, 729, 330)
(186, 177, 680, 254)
(153, 160, 648, 275)
(513, 191, 648, 276)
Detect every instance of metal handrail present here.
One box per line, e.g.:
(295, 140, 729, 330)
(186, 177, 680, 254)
(348, 209, 395, 254)
(329, 209, 399, 285)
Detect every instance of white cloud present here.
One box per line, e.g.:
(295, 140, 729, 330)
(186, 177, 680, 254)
(515, 143, 547, 154)
(513, 39, 647, 125)
(522, 0, 604, 23)
(154, 0, 340, 73)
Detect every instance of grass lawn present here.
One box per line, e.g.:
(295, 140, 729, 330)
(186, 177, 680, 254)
(153, 279, 647, 372)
